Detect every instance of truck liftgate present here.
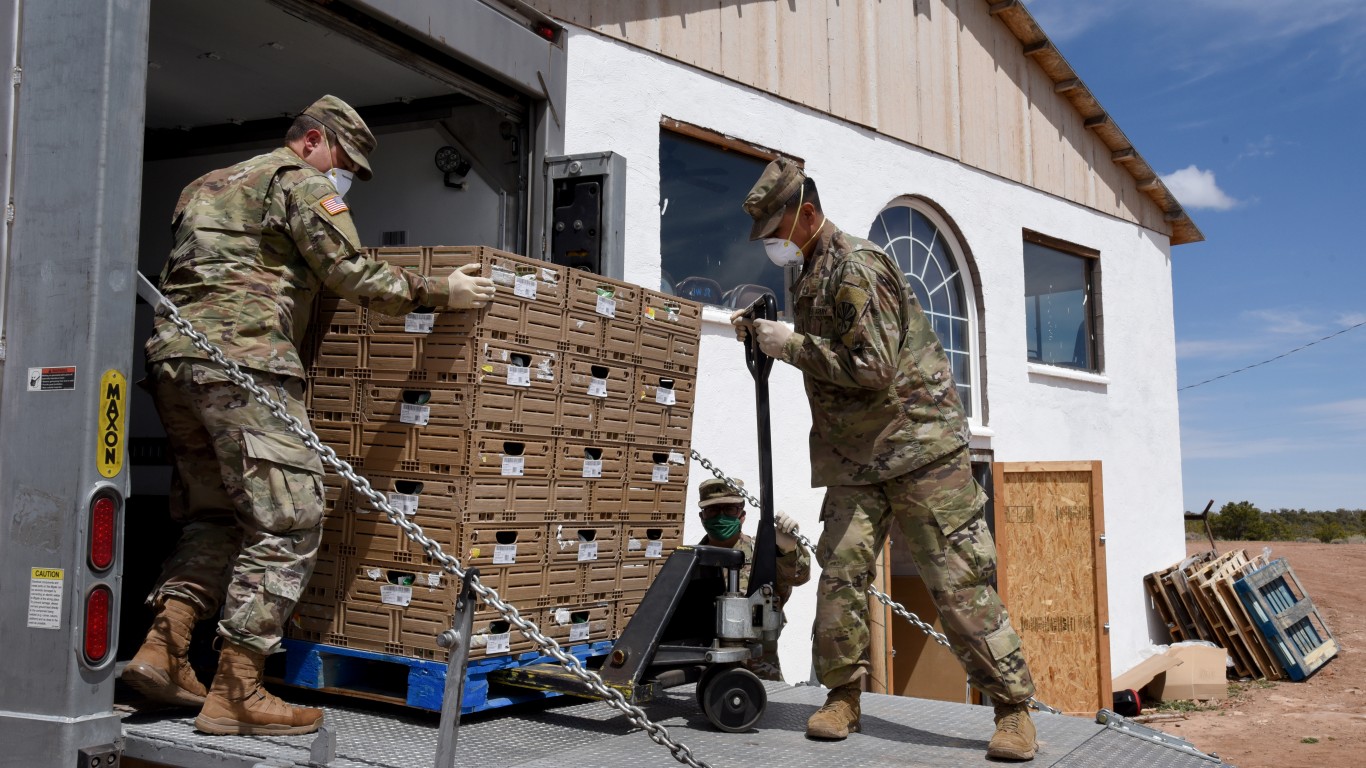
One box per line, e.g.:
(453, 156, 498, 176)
(119, 683, 1231, 768)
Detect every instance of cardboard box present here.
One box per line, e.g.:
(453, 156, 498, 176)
(1111, 644, 1228, 703)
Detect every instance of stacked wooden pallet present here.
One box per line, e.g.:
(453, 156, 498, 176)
(1145, 549, 1281, 680)
(288, 246, 701, 671)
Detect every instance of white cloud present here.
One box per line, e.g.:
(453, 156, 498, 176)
(1180, 430, 1301, 460)
(1241, 308, 1320, 335)
(1338, 312, 1366, 326)
(1020, 1, 1121, 42)
(1237, 135, 1277, 161)
(1161, 165, 1239, 211)
(1175, 338, 1264, 360)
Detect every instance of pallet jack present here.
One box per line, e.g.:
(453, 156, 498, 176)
(493, 295, 784, 732)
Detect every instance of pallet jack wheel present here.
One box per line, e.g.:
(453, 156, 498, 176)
(700, 666, 766, 733)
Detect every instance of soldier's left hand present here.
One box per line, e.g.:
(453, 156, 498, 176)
(774, 511, 800, 552)
(751, 319, 793, 359)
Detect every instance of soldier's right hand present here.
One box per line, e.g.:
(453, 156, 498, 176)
(729, 308, 753, 343)
(446, 263, 496, 309)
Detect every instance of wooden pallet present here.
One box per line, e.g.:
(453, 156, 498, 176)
(278, 637, 614, 713)
(1185, 550, 1279, 680)
(1235, 559, 1339, 681)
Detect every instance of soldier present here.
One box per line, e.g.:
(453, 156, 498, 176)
(695, 478, 811, 681)
(122, 95, 496, 736)
(731, 158, 1038, 760)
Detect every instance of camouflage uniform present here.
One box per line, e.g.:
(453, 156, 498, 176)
(698, 532, 812, 680)
(743, 158, 1035, 705)
(145, 99, 449, 655)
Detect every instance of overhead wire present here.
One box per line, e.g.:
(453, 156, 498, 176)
(1178, 319, 1366, 391)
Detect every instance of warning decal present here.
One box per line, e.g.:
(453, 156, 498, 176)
(27, 366, 76, 392)
(28, 568, 64, 630)
(98, 369, 128, 478)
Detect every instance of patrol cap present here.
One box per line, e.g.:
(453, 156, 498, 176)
(742, 157, 805, 241)
(301, 95, 376, 181)
(698, 478, 746, 508)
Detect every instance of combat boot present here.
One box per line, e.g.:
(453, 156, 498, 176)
(806, 682, 861, 740)
(987, 701, 1038, 760)
(122, 597, 207, 707)
(195, 642, 323, 736)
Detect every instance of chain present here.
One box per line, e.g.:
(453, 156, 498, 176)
(159, 308, 710, 768)
(689, 449, 1062, 717)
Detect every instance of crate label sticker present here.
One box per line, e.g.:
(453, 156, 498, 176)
(646, 540, 664, 559)
(628, 537, 642, 551)
(492, 543, 518, 564)
(507, 366, 532, 388)
(388, 492, 419, 517)
(367, 568, 382, 580)
(668, 451, 686, 465)
(537, 360, 555, 382)
(596, 295, 617, 318)
(491, 265, 516, 287)
(27, 366, 76, 392)
(577, 540, 599, 562)
(486, 633, 511, 654)
(501, 456, 525, 476)
(427, 572, 442, 588)
(655, 387, 676, 406)
(553, 608, 572, 625)
(587, 377, 608, 398)
(380, 584, 412, 607)
(514, 274, 538, 300)
(651, 464, 670, 483)
(404, 313, 435, 334)
(399, 402, 430, 426)
(582, 459, 603, 479)
(97, 369, 128, 478)
(541, 267, 560, 284)
(27, 568, 63, 630)
(569, 623, 591, 642)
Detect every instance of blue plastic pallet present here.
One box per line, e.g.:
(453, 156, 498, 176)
(281, 638, 615, 713)
(1233, 558, 1338, 681)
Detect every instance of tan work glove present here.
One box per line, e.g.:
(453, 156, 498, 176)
(446, 263, 496, 309)
(774, 511, 799, 553)
(729, 311, 794, 359)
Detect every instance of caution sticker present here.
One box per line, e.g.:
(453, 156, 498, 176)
(27, 568, 64, 629)
(27, 366, 76, 392)
(97, 369, 127, 478)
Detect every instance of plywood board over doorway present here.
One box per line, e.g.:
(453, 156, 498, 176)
(992, 461, 1110, 715)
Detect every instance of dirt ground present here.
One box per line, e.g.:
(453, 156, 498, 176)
(1156, 540, 1365, 767)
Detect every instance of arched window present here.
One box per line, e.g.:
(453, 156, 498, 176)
(867, 203, 978, 418)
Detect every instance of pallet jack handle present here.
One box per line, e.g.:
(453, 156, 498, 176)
(738, 295, 778, 597)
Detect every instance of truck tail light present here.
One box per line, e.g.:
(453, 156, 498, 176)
(89, 493, 117, 571)
(84, 586, 113, 664)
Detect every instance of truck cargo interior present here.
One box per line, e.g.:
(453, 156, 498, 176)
(122, 0, 533, 660)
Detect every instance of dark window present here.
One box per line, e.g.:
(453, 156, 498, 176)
(659, 131, 789, 313)
(869, 204, 974, 416)
(1023, 240, 1097, 371)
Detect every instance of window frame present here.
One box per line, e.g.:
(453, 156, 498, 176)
(870, 198, 985, 425)
(1021, 229, 1104, 374)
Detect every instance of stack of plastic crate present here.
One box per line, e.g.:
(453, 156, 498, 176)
(289, 246, 701, 665)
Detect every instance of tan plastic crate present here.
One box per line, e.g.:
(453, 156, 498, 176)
(468, 433, 554, 478)
(361, 381, 470, 429)
(468, 386, 560, 434)
(621, 523, 684, 563)
(562, 355, 634, 403)
(411, 431, 469, 476)
(354, 421, 413, 473)
(557, 395, 633, 439)
(307, 377, 359, 413)
(546, 522, 620, 564)
(463, 476, 554, 522)
(555, 440, 628, 483)
(462, 523, 548, 570)
(567, 271, 642, 353)
(540, 601, 614, 648)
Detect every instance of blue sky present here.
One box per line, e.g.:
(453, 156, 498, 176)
(1024, 0, 1366, 512)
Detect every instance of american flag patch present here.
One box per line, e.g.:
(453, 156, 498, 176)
(320, 195, 349, 216)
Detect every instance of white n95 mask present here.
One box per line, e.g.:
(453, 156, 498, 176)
(326, 168, 354, 199)
(763, 238, 804, 267)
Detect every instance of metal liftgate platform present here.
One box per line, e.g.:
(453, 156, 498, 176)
(119, 684, 1232, 768)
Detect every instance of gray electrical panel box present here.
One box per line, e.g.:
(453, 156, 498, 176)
(544, 152, 626, 278)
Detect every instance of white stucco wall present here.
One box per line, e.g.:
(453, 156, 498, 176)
(559, 29, 1185, 684)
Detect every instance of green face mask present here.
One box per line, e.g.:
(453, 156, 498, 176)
(703, 514, 742, 541)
